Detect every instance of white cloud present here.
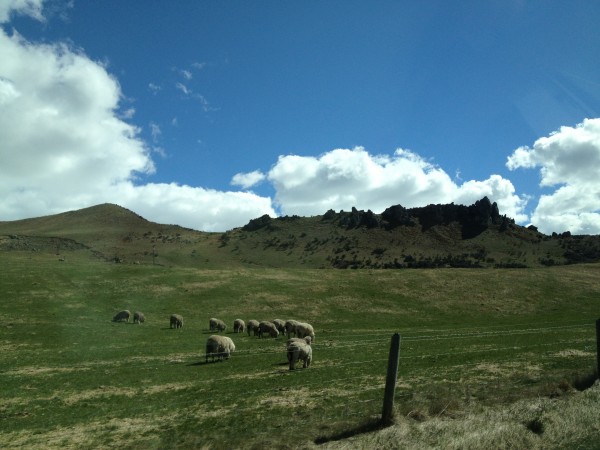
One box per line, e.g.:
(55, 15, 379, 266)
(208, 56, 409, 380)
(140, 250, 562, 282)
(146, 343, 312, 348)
(119, 107, 135, 119)
(175, 82, 190, 96)
(0, 30, 152, 189)
(0, 23, 275, 231)
(192, 61, 207, 71)
(454, 175, 528, 223)
(149, 122, 161, 142)
(507, 118, 600, 234)
(231, 170, 266, 189)
(148, 82, 161, 94)
(115, 183, 275, 232)
(0, 0, 45, 23)
(265, 147, 527, 221)
(180, 69, 192, 80)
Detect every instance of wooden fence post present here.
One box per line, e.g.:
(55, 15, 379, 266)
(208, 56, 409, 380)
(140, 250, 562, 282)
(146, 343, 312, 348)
(381, 333, 401, 425)
(596, 319, 600, 378)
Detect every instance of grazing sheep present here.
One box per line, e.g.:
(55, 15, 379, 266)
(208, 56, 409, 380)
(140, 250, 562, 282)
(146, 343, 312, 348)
(284, 319, 300, 338)
(287, 336, 312, 346)
(286, 336, 312, 362)
(273, 319, 286, 335)
(295, 322, 315, 342)
(233, 319, 245, 333)
(170, 314, 184, 329)
(209, 318, 226, 332)
(247, 319, 260, 336)
(205, 335, 236, 362)
(288, 341, 312, 370)
(112, 310, 130, 323)
(133, 311, 145, 324)
(258, 321, 279, 338)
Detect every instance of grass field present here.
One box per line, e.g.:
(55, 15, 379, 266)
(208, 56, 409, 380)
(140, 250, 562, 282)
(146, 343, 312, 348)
(1, 250, 599, 448)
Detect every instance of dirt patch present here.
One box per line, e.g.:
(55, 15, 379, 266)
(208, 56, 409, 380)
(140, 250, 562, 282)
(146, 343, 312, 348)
(1, 414, 170, 449)
(142, 382, 196, 396)
(554, 349, 595, 358)
(258, 387, 316, 409)
(0, 341, 41, 352)
(474, 362, 543, 379)
(181, 280, 227, 291)
(62, 386, 138, 405)
(4, 365, 91, 377)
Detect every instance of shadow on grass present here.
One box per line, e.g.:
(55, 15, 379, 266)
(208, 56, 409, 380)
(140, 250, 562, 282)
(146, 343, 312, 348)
(187, 361, 210, 366)
(314, 417, 390, 445)
(572, 369, 598, 391)
(187, 360, 232, 367)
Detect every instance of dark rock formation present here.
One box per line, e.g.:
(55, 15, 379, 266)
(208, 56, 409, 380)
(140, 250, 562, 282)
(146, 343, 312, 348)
(242, 214, 274, 231)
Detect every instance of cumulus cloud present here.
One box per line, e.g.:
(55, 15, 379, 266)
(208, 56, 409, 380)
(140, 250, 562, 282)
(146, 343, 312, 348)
(113, 183, 275, 232)
(0, 7, 275, 231)
(260, 147, 527, 221)
(231, 170, 266, 189)
(507, 118, 600, 234)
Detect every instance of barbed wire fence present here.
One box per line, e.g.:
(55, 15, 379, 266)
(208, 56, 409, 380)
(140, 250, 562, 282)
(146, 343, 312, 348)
(165, 319, 599, 423)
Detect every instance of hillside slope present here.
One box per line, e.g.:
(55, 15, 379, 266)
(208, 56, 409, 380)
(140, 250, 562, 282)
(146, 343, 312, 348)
(2, 198, 600, 268)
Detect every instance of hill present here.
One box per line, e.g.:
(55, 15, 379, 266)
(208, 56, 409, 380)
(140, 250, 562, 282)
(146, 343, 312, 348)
(2, 200, 600, 448)
(2, 198, 600, 268)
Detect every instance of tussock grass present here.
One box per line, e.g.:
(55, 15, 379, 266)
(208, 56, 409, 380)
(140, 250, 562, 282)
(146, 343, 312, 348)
(318, 381, 600, 449)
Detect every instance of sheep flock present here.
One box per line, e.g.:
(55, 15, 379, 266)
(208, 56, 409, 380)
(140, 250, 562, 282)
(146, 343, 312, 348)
(111, 310, 315, 370)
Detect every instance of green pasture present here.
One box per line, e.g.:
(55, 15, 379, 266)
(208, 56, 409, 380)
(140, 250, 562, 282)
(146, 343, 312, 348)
(1, 251, 599, 448)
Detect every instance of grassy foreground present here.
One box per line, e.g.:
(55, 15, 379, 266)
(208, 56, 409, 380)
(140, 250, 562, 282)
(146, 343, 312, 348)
(1, 251, 599, 449)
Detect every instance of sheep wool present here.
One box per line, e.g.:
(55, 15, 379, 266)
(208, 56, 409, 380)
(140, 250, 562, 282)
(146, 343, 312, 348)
(247, 320, 260, 336)
(112, 310, 130, 323)
(258, 321, 279, 338)
(170, 314, 183, 329)
(288, 341, 312, 370)
(233, 319, 245, 333)
(206, 335, 236, 363)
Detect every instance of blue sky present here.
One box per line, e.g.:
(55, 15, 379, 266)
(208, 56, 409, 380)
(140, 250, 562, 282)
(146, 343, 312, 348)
(2, 0, 600, 233)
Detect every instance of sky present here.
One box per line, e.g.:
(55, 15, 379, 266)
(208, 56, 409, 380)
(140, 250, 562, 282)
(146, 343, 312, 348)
(1, 0, 600, 234)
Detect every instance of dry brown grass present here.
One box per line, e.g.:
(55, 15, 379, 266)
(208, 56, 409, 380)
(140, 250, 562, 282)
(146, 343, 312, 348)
(315, 381, 600, 449)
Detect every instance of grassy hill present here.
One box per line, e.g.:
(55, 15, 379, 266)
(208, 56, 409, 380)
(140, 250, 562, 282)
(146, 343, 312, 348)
(2, 199, 600, 269)
(1, 201, 600, 448)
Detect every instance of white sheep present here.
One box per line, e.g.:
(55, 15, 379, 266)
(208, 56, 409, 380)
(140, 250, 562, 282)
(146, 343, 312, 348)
(287, 336, 312, 346)
(133, 311, 145, 324)
(273, 319, 286, 335)
(170, 314, 183, 329)
(112, 310, 130, 323)
(286, 336, 312, 363)
(295, 322, 315, 342)
(288, 341, 312, 370)
(247, 319, 260, 336)
(205, 335, 236, 362)
(258, 321, 279, 338)
(209, 318, 226, 332)
(233, 319, 245, 333)
(284, 319, 301, 338)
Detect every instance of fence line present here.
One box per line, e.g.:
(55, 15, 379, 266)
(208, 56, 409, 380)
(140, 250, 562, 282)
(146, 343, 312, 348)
(321, 323, 590, 343)
(206, 321, 597, 420)
(21, 324, 589, 422)
(319, 320, 591, 338)
(193, 334, 594, 377)
(200, 323, 591, 360)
